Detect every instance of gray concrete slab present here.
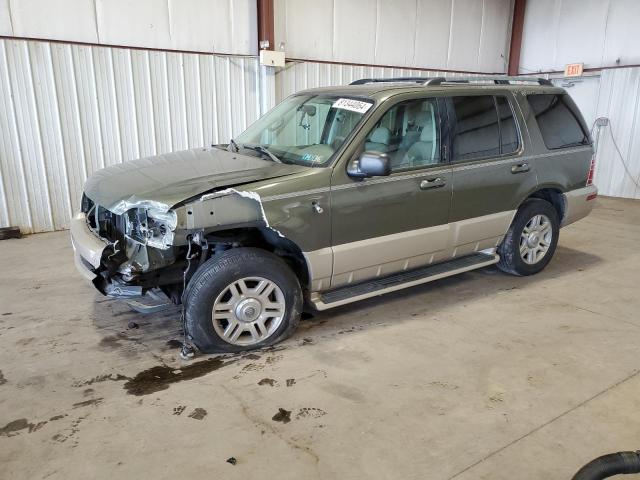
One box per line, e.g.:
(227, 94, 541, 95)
(1, 196, 639, 480)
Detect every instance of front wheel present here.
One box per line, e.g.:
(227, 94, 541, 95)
(184, 248, 302, 353)
(497, 198, 560, 276)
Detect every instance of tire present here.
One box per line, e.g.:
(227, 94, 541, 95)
(497, 198, 560, 276)
(184, 248, 302, 353)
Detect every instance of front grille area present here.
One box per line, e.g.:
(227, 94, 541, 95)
(81, 193, 125, 245)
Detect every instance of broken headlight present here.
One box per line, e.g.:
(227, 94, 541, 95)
(124, 208, 177, 249)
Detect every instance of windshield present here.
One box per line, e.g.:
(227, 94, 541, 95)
(235, 94, 374, 166)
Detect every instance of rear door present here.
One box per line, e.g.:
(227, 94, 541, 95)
(446, 93, 537, 257)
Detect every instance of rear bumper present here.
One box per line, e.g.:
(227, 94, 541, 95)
(562, 185, 598, 227)
(70, 212, 107, 280)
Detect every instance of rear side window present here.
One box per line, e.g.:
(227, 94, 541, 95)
(527, 94, 590, 149)
(451, 96, 500, 161)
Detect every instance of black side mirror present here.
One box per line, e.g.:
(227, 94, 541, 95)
(347, 151, 391, 179)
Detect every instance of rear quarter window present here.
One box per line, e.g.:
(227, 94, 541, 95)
(527, 94, 591, 150)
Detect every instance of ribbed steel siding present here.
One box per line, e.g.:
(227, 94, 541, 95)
(275, 61, 489, 101)
(594, 68, 640, 199)
(0, 38, 261, 233)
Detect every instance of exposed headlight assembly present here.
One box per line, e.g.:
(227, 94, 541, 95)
(125, 208, 177, 249)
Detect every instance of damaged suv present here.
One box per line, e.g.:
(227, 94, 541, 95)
(72, 77, 597, 352)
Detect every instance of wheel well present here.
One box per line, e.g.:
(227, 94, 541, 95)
(527, 188, 564, 222)
(204, 227, 310, 290)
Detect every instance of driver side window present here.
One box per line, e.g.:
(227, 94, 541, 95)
(363, 98, 441, 171)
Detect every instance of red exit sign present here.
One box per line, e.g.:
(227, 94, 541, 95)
(564, 63, 584, 77)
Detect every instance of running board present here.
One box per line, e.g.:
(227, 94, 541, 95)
(310, 252, 499, 311)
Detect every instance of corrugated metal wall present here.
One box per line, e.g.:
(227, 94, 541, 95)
(592, 68, 640, 199)
(0, 38, 263, 233)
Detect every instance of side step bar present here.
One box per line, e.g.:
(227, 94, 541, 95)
(310, 252, 499, 311)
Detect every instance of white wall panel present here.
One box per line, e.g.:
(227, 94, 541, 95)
(2, 0, 257, 55)
(8, 0, 98, 43)
(276, 0, 513, 73)
(520, 0, 640, 73)
(0, 38, 262, 233)
(0, 0, 14, 36)
(592, 68, 640, 199)
(333, 0, 376, 65)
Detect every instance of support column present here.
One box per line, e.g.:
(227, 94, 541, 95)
(508, 0, 526, 76)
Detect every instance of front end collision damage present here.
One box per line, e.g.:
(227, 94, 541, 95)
(80, 188, 286, 300)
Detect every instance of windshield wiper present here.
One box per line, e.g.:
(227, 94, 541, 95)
(227, 138, 240, 153)
(242, 144, 282, 163)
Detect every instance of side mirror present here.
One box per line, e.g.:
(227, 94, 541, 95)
(347, 151, 391, 179)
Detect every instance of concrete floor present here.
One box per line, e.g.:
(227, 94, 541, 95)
(1, 196, 639, 480)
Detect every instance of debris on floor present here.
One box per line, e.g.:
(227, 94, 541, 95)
(272, 408, 291, 424)
(226, 457, 237, 466)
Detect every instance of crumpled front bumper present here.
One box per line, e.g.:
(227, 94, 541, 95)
(70, 212, 143, 297)
(70, 212, 107, 280)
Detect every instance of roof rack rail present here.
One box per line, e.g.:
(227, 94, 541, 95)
(349, 77, 430, 85)
(349, 76, 553, 87)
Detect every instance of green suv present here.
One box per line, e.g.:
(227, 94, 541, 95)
(71, 77, 597, 352)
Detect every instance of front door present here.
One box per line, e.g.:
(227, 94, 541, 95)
(330, 96, 452, 288)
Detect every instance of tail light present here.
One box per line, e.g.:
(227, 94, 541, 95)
(586, 155, 596, 186)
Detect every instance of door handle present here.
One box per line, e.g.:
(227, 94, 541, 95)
(511, 163, 530, 174)
(420, 177, 446, 190)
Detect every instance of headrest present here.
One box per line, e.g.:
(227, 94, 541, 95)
(369, 127, 391, 145)
(414, 111, 431, 127)
(420, 116, 435, 141)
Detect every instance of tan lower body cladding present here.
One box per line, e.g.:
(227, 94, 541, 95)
(304, 210, 517, 291)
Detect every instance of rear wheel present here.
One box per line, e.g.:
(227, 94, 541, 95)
(497, 198, 559, 276)
(184, 248, 302, 353)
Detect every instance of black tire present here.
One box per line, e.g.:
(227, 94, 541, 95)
(497, 198, 560, 276)
(184, 248, 302, 353)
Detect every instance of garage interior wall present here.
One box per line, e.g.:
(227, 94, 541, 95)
(274, 0, 514, 74)
(1, 0, 639, 235)
(521, 0, 640, 199)
(0, 1, 264, 234)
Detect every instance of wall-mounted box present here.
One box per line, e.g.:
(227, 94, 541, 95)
(260, 50, 285, 67)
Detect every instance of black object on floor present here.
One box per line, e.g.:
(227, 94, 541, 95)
(572, 451, 640, 480)
(0, 227, 21, 240)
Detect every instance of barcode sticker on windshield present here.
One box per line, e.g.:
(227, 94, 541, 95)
(332, 98, 372, 114)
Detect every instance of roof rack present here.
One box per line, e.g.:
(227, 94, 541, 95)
(349, 76, 553, 87)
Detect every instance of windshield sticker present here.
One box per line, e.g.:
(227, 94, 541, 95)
(332, 98, 372, 114)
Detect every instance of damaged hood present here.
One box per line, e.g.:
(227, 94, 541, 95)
(83, 147, 307, 214)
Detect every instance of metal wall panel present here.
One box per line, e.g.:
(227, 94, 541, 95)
(592, 68, 640, 199)
(1, 0, 258, 55)
(520, 0, 640, 72)
(0, 38, 262, 233)
(275, 0, 513, 73)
